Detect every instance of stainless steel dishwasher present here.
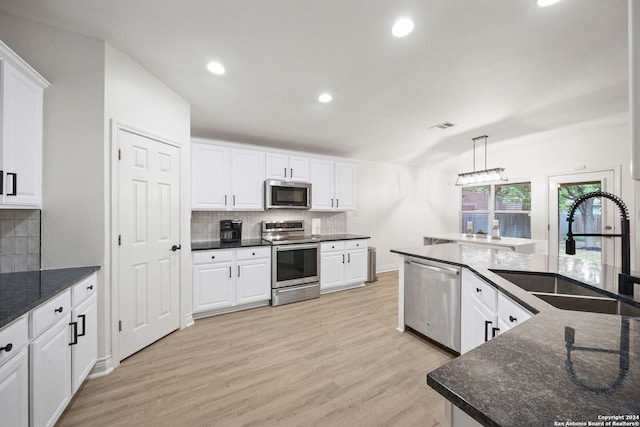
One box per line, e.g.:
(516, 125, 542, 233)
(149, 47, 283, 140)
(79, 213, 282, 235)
(404, 257, 461, 352)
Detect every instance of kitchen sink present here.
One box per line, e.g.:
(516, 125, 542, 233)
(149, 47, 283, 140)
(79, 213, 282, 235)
(491, 270, 640, 317)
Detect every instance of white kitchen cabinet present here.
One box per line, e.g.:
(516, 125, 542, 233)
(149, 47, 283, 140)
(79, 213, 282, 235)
(191, 140, 265, 210)
(266, 152, 310, 182)
(0, 42, 49, 207)
(0, 316, 29, 427)
(193, 247, 271, 316)
(70, 293, 97, 394)
(310, 158, 356, 211)
(30, 314, 72, 427)
(460, 269, 532, 354)
(320, 240, 368, 292)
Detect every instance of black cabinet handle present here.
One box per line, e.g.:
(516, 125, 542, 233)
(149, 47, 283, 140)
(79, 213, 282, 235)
(476, 287, 481, 293)
(290, 168, 293, 177)
(342, 254, 345, 264)
(224, 195, 228, 206)
(171, 244, 182, 252)
(69, 321, 78, 346)
(348, 253, 351, 263)
(0, 343, 12, 352)
(78, 314, 87, 337)
(87, 285, 94, 290)
(55, 306, 63, 313)
(492, 327, 500, 338)
(0, 170, 3, 195)
(211, 255, 216, 259)
(228, 266, 232, 278)
(7, 173, 17, 196)
(509, 315, 517, 323)
(237, 265, 240, 277)
(233, 195, 236, 206)
(331, 198, 334, 207)
(252, 252, 255, 256)
(484, 320, 492, 342)
(284, 167, 287, 177)
(336, 199, 339, 208)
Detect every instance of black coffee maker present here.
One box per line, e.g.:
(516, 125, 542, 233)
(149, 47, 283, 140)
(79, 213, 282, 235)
(220, 220, 242, 243)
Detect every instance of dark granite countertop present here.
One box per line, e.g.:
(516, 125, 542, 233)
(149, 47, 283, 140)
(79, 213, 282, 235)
(192, 234, 370, 251)
(390, 244, 640, 426)
(0, 266, 100, 329)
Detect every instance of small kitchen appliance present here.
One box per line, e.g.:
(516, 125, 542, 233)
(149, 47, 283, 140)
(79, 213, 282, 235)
(264, 180, 312, 209)
(220, 219, 242, 243)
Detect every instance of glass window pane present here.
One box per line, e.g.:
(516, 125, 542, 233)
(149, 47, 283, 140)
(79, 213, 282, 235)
(495, 183, 531, 211)
(462, 186, 490, 211)
(495, 212, 531, 238)
(558, 182, 602, 264)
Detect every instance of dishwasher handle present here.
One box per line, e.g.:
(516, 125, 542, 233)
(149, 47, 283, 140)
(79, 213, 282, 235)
(406, 260, 460, 276)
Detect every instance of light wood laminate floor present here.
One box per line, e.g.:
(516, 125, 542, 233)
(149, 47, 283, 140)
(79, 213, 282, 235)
(57, 271, 454, 427)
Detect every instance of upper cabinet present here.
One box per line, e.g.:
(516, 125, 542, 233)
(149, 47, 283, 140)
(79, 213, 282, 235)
(192, 140, 265, 211)
(0, 42, 50, 208)
(310, 159, 356, 211)
(192, 138, 356, 211)
(265, 153, 310, 182)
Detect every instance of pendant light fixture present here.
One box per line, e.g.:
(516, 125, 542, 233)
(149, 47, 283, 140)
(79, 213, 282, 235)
(455, 135, 508, 186)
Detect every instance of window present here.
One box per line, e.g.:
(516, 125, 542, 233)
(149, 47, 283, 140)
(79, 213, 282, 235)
(460, 182, 531, 238)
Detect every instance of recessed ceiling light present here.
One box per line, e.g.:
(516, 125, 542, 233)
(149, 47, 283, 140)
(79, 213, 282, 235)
(537, 0, 561, 6)
(318, 93, 332, 103)
(392, 18, 414, 38)
(206, 61, 225, 75)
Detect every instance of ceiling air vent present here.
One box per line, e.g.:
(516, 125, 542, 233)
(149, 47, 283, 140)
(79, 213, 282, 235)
(429, 121, 456, 131)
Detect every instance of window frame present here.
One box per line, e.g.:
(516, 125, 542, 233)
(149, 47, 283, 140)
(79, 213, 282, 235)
(459, 181, 531, 238)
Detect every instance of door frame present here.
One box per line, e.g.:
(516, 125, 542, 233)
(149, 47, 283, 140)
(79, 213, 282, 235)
(109, 120, 192, 368)
(547, 166, 621, 270)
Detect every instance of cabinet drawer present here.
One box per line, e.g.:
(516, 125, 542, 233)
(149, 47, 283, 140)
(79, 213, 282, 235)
(498, 293, 532, 328)
(236, 247, 270, 260)
(72, 273, 97, 306)
(0, 316, 28, 365)
(193, 250, 234, 264)
(470, 277, 497, 312)
(30, 289, 71, 338)
(345, 239, 367, 250)
(321, 241, 345, 252)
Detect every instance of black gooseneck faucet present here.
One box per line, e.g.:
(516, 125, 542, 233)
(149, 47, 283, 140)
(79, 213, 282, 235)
(565, 191, 637, 296)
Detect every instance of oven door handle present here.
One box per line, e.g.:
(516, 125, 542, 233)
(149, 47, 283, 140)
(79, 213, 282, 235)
(274, 243, 319, 251)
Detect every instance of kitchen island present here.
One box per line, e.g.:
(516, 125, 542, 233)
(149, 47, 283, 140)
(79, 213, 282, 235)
(390, 244, 639, 427)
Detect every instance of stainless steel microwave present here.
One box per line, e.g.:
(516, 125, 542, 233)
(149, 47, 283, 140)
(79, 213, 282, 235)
(265, 180, 311, 209)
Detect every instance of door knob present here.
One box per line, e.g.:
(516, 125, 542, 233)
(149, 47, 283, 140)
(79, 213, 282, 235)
(170, 244, 182, 252)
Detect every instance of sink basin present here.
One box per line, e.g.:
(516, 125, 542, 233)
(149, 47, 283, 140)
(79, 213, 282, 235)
(491, 270, 640, 317)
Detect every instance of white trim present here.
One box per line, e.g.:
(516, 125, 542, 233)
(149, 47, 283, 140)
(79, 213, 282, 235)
(87, 355, 114, 379)
(0, 41, 50, 88)
(377, 264, 399, 274)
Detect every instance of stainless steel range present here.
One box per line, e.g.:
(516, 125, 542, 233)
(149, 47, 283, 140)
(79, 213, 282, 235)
(262, 220, 320, 306)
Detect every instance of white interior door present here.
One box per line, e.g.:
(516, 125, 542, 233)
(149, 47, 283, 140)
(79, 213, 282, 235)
(117, 128, 181, 361)
(548, 170, 616, 270)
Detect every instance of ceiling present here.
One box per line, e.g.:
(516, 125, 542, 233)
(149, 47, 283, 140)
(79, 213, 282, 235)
(0, 0, 629, 164)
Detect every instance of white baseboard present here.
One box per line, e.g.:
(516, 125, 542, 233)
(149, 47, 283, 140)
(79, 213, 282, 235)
(88, 354, 114, 379)
(377, 264, 399, 273)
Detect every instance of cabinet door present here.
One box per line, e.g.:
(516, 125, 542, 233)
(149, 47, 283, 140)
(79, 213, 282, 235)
(461, 293, 496, 354)
(289, 155, 310, 182)
(0, 347, 28, 427)
(30, 316, 72, 427)
(345, 249, 367, 285)
(236, 257, 271, 304)
(232, 148, 265, 210)
(192, 143, 230, 210)
(310, 158, 334, 211)
(71, 293, 97, 394)
(193, 262, 235, 312)
(320, 251, 344, 291)
(1, 60, 44, 206)
(265, 152, 288, 180)
(334, 162, 356, 211)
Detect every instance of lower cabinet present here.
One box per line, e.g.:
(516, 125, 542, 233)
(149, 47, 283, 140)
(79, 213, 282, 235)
(0, 316, 29, 427)
(460, 269, 532, 354)
(71, 293, 98, 394)
(320, 240, 368, 293)
(193, 247, 271, 316)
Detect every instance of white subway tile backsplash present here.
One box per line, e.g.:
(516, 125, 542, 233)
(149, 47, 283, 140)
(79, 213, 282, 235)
(191, 210, 348, 242)
(0, 209, 41, 273)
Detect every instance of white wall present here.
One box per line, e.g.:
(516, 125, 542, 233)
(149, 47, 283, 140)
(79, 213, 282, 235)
(104, 43, 191, 370)
(0, 12, 106, 269)
(347, 160, 455, 272)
